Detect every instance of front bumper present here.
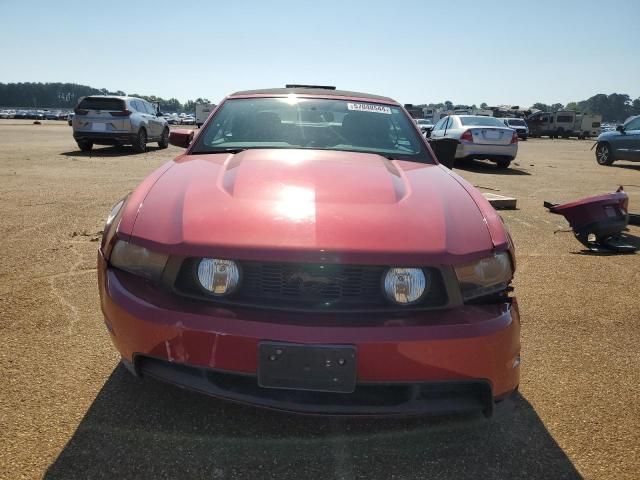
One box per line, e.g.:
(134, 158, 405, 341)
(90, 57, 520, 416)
(456, 142, 518, 160)
(73, 131, 137, 145)
(98, 255, 521, 416)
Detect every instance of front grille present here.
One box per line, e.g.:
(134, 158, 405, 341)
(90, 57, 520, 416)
(174, 259, 448, 311)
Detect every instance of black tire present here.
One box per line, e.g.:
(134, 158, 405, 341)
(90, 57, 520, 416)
(132, 128, 147, 153)
(77, 140, 93, 152)
(158, 127, 169, 149)
(496, 159, 511, 169)
(595, 142, 614, 165)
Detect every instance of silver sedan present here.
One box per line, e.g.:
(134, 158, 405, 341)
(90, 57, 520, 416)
(430, 115, 518, 168)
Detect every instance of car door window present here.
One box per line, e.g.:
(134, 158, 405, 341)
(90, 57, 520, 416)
(624, 117, 640, 131)
(132, 100, 145, 113)
(444, 117, 454, 132)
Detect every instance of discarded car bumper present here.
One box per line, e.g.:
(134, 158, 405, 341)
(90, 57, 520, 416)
(99, 255, 521, 416)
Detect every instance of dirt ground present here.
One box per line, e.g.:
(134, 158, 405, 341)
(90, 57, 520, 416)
(1, 119, 639, 480)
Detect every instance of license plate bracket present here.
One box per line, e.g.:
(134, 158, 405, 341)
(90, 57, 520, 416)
(258, 342, 357, 393)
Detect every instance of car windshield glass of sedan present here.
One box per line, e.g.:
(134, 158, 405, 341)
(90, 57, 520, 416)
(191, 97, 433, 162)
(460, 116, 507, 127)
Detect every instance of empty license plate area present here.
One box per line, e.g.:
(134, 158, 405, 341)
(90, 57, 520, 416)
(483, 129, 500, 140)
(258, 342, 357, 393)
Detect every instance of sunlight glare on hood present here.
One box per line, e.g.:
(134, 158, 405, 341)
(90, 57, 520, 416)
(274, 185, 315, 222)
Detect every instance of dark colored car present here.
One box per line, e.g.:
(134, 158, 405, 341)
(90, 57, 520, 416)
(594, 115, 640, 165)
(98, 86, 521, 416)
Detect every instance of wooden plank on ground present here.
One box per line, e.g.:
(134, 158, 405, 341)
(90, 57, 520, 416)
(483, 192, 517, 210)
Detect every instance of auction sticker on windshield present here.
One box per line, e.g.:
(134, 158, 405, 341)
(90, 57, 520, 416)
(347, 103, 392, 114)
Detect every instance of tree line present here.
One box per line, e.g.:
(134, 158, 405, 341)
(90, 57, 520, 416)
(0, 82, 210, 113)
(422, 93, 640, 122)
(2, 82, 639, 121)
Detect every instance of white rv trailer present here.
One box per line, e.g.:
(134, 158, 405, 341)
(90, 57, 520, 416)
(195, 103, 215, 128)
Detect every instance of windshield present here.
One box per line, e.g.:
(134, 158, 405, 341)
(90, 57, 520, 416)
(460, 116, 507, 127)
(506, 119, 526, 126)
(191, 97, 433, 162)
(416, 119, 432, 125)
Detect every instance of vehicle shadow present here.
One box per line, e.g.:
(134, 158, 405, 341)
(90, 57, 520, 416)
(611, 163, 640, 171)
(455, 159, 532, 176)
(571, 232, 640, 255)
(44, 365, 581, 480)
(59, 146, 164, 157)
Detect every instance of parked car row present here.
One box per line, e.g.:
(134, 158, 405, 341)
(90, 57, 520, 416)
(1, 109, 72, 120)
(0, 107, 199, 125)
(162, 112, 196, 125)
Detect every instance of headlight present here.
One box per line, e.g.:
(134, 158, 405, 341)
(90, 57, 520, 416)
(197, 259, 240, 296)
(101, 195, 128, 252)
(383, 268, 427, 305)
(109, 240, 168, 281)
(455, 252, 513, 301)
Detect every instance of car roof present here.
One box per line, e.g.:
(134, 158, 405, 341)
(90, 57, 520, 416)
(457, 115, 493, 118)
(83, 95, 143, 101)
(229, 87, 397, 104)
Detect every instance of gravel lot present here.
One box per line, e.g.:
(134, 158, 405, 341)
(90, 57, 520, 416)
(1, 120, 639, 480)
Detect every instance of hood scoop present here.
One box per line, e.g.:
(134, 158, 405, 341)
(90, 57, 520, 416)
(219, 149, 408, 204)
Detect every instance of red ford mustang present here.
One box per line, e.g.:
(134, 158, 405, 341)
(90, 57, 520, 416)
(98, 86, 520, 416)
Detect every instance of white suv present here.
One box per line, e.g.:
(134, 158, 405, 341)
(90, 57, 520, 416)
(72, 96, 169, 153)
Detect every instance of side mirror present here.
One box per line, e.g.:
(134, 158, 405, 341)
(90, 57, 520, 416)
(616, 125, 625, 133)
(169, 129, 194, 148)
(424, 128, 432, 138)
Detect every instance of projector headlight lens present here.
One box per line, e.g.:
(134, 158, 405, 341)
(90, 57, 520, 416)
(109, 240, 168, 281)
(384, 268, 427, 304)
(197, 258, 240, 296)
(455, 252, 513, 301)
(101, 194, 129, 252)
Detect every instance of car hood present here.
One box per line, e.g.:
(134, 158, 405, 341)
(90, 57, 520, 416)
(125, 149, 498, 265)
(597, 131, 620, 141)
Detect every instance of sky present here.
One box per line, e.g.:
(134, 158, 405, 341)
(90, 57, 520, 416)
(1, 0, 638, 107)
